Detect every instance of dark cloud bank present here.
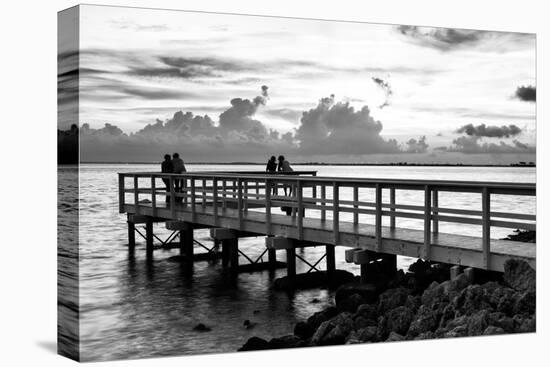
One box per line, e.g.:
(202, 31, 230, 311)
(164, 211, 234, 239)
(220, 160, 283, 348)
(75, 88, 432, 162)
(514, 85, 536, 102)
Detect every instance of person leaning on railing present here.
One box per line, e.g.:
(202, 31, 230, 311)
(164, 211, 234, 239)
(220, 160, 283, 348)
(161, 154, 173, 203)
(172, 153, 187, 203)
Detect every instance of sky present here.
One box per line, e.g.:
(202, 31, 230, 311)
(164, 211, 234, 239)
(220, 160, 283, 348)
(59, 5, 536, 163)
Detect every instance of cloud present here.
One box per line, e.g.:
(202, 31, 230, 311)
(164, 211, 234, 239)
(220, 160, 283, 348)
(396, 25, 534, 52)
(294, 95, 402, 155)
(371, 77, 393, 108)
(441, 135, 535, 154)
(455, 123, 522, 138)
(514, 85, 536, 102)
(405, 136, 429, 153)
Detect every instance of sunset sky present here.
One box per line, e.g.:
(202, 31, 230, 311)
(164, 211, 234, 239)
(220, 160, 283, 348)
(60, 5, 536, 163)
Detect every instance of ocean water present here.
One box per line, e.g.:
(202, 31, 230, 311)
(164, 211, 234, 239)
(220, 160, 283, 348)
(61, 164, 535, 361)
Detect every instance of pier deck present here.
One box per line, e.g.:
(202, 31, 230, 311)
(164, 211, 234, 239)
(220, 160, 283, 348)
(119, 171, 536, 273)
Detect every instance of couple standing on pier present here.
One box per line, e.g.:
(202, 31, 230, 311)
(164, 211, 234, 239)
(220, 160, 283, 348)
(161, 153, 186, 202)
(266, 155, 294, 198)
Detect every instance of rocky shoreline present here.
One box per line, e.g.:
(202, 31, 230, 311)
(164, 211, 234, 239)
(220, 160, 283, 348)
(239, 231, 536, 351)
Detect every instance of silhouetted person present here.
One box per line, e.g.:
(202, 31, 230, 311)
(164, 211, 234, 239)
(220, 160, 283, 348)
(266, 156, 277, 173)
(278, 155, 294, 196)
(266, 155, 277, 194)
(172, 153, 187, 201)
(161, 154, 173, 203)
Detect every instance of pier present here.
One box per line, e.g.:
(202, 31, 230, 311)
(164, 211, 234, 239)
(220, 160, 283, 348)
(118, 171, 536, 281)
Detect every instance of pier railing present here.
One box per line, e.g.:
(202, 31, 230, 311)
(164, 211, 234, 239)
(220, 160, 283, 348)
(118, 171, 536, 269)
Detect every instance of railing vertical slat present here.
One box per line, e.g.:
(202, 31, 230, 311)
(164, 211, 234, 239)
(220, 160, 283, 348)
(321, 185, 326, 221)
(183, 178, 188, 206)
(118, 174, 125, 213)
(297, 180, 303, 240)
(213, 178, 218, 226)
(151, 176, 156, 217)
(244, 180, 248, 211)
(390, 187, 396, 230)
(482, 187, 491, 269)
(353, 185, 359, 225)
(432, 189, 439, 234)
(170, 177, 175, 218)
(424, 185, 432, 260)
(222, 180, 227, 209)
(265, 178, 271, 235)
(333, 183, 339, 245)
(375, 184, 382, 252)
(134, 176, 139, 215)
(202, 179, 206, 207)
(237, 178, 243, 229)
(312, 172, 317, 199)
(190, 179, 196, 221)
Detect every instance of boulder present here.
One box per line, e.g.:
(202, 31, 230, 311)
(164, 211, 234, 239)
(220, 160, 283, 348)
(268, 335, 304, 349)
(353, 315, 377, 330)
(487, 312, 515, 333)
(407, 305, 438, 337)
(355, 326, 378, 342)
(443, 325, 468, 338)
(294, 321, 314, 340)
(337, 293, 366, 313)
(311, 312, 354, 346)
(503, 259, 536, 293)
(467, 309, 490, 336)
(305, 307, 339, 331)
(238, 337, 269, 351)
(355, 303, 378, 321)
(377, 287, 410, 313)
(483, 326, 505, 335)
(335, 282, 378, 306)
(385, 306, 415, 335)
(421, 282, 450, 310)
(386, 331, 405, 342)
(453, 285, 491, 316)
(414, 331, 435, 340)
(513, 290, 536, 316)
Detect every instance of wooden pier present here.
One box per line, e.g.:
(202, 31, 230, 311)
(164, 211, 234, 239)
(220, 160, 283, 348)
(118, 171, 536, 280)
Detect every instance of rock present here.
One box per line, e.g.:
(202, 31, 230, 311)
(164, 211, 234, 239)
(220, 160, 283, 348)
(443, 325, 468, 338)
(385, 306, 415, 335)
(467, 309, 489, 336)
(404, 295, 422, 313)
(268, 335, 304, 349)
(438, 303, 457, 329)
(513, 315, 536, 333)
(353, 316, 377, 330)
(503, 259, 536, 293)
(335, 282, 378, 306)
(487, 312, 515, 333)
(377, 287, 410, 313)
(355, 303, 378, 321)
(386, 331, 405, 342)
(238, 336, 269, 351)
(450, 273, 471, 292)
(337, 293, 365, 313)
(408, 259, 431, 275)
(193, 323, 211, 332)
(294, 321, 314, 340)
(489, 287, 517, 316)
(311, 312, 354, 346)
(421, 282, 449, 310)
(408, 305, 438, 337)
(513, 290, 536, 315)
(453, 285, 491, 316)
(306, 307, 339, 331)
(483, 326, 505, 335)
(345, 331, 361, 344)
(355, 326, 378, 342)
(414, 331, 435, 340)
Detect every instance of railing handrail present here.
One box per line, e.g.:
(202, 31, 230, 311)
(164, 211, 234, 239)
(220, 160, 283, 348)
(117, 171, 535, 194)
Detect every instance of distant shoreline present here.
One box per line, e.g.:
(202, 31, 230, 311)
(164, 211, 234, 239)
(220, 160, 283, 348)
(78, 162, 536, 167)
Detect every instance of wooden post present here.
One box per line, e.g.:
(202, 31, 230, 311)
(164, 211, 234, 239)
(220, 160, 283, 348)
(424, 185, 432, 260)
(222, 240, 230, 268)
(297, 180, 303, 240)
(333, 183, 339, 245)
(286, 248, 296, 278)
(321, 185, 326, 221)
(180, 227, 194, 260)
(190, 179, 196, 221)
(326, 245, 335, 278)
(268, 248, 276, 270)
(118, 174, 125, 213)
(375, 184, 382, 252)
(145, 218, 153, 256)
(353, 186, 359, 225)
(229, 238, 239, 272)
(390, 187, 396, 230)
(432, 189, 439, 234)
(151, 176, 157, 217)
(237, 178, 243, 229)
(213, 178, 218, 226)
(360, 264, 368, 283)
(134, 176, 139, 215)
(127, 214, 135, 250)
(202, 178, 207, 207)
(482, 187, 491, 269)
(169, 176, 175, 218)
(265, 178, 272, 235)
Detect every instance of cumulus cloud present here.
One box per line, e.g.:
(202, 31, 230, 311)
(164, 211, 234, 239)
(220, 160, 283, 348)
(405, 136, 429, 153)
(371, 77, 393, 108)
(294, 95, 402, 155)
(455, 123, 522, 138)
(514, 85, 536, 102)
(441, 136, 535, 154)
(396, 25, 534, 52)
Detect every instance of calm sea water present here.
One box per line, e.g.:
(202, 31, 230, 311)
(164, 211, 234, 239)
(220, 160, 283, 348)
(64, 164, 535, 361)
